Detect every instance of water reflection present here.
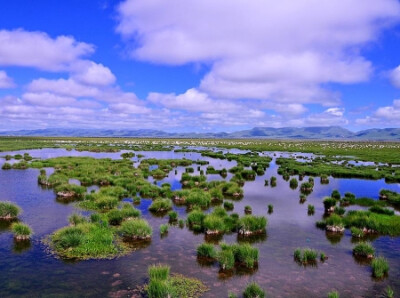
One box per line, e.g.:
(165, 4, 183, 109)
(0, 148, 399, 297)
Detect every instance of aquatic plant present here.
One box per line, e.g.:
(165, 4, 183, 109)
(327, 291, 339, 298)
(0, 201, 20, 219)
(268, 204, 274, 213)
(168, 211, 178, 222)
(369, 206, 394, 216)
(223, 201, 234, 211)
(1, 162, 11, 170)
(350, 227, 364, 238)
(270, 176, 277, 187)
(217, 249, 235, 270)
(160, 224, 169, 235)
(323, 197, 337, 213)
(294, 248, 318, 264)
(197, 243, 217, 259)
(289, 178, 298, 189)
(371, 257, 389, 278)
(187, 209, 206, 231)
(353, 242, 374, 258)
(238, 215, 267, 235)
(69, 213, 87, 226)
(307, 204, 315, 215)
(51, 222, 118, 259)
(186, 190, 211, 209)
(243, 282, 265, 298)
(149, 199, 172, 213)
(244, 205, 252, 214)
(331, 190, 341, 200)
(119, 219, 152, 240)
(11, 223, 32, 240)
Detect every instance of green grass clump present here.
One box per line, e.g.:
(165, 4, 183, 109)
(224, 201, 234, 211)
(0, 201, 20, 219)
(350, 227, 364, 237)
(69, 213, 87, 226)
(187, 209, 205, 231)
(268, 204, 274, 213)
(289, 178, 298, 189)
(148, 264, 170, 281)
(147, 264, 208, 298)
(243, 282, 265, 298)
(1, 162, 11, 170)
(323, 197, 337, 212)
(294, 248, 318, 264)
(371, 257, 389, 278)
(238, 215, 267, 235)
(380, 189, 400, 205)
(234, 243, 259, 268)
(331, 190, 341, 200)
(353, 242, 374, 258)
(244, 205, 252, 214)
(327, 291, 339, 298)
(51, 222, 118, 259)
(308, 204, 315, 214)
(369, 206, 394, 216)
(203, 215, 225, 233)
(217, 249, 235, 270)
(186, 190, 211, 209)
(149, 199, 172, 213)
(334, 206, 345, 216)
(119, 219, 152, 240)
(160, 224, 169, 235)
(197, 243, 216, 259)
(94, 195, 119, 210)
(11, 223, 32, 240)
(343, 210, 400, 236)
(168, 211, 178, 222)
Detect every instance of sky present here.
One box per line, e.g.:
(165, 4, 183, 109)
(1, 0, 400, 132)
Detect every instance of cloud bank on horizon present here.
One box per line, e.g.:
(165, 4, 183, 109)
(0, 0, 400, 131)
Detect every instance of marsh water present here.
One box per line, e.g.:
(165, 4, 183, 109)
(0, 148, 400, 297)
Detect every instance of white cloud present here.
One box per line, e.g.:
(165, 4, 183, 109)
(325, 107, 345, 117)
(390, 65, 400, 88)
(0, 70, 15, 88)
(23, 92, 77, 107)
(356, 100, 400, 125)
(117, 0, 400, 106)
(72, 61, 116, 86)
(0, 29, 94, 71)
(148, 88, 246, 113)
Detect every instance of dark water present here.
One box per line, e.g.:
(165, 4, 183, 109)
(0, 149, 399, 297)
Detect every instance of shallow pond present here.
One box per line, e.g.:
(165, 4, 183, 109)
(0, 149, 399, 297)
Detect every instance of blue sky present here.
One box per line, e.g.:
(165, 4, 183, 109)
(0, 0, 400, 132)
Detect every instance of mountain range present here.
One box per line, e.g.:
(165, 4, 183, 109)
(0, 127, 399, 140)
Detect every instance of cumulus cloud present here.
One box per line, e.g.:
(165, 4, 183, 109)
(356, 100, 400, 125)
(0, 29, 94, 71)
(0, 70, 15, 88)
(71, 61, 116, 86)
(390, 65, 400, 88)
(117, 0, 399, 106)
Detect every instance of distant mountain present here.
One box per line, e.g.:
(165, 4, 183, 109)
(355, 128, 400, 141)
(230, 126, 354, 139)
(0, 126, 399, 140)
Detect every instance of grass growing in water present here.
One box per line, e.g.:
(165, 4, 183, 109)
(371, 257, 389, 278)
(0, 201, 20, 219)
(51, 222, 120, 259)
(160, 224, 169, 235)
(294, 248, 319, 264)
(119, 218, 152, 240)
(353, 242, 374, 258)
(147, 264, 208, 298)
(11, 223, 32, 240)
(197, 243, 217, 259)
(243, 282, 265, 298)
